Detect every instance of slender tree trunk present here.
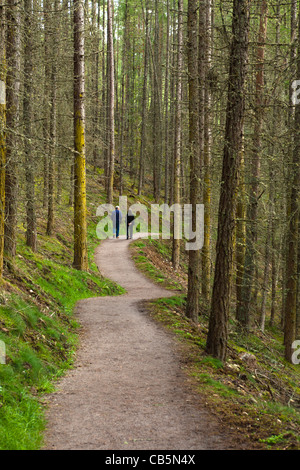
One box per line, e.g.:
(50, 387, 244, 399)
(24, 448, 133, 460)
(118, 0, 128, 196)
(164, 0, 170, 204)
(73, 0, 88, 270)
(284, 1, 300, 363)
(0, 0, 6, 277)
(206, 0, 251, 361)
(107, 0, 115, 204)
(129, 36, 135, 181)
(260, 219, 271, 331)
(92, 0, 100, 171)
(43, 0, 50, 210)
(235, 139, 246, 319)
(152, 0, 161, 202)
(24, 0, 37, 252)
(201, 0, 213, 302)
(101, 0, 107, 182)
(5, 0, 20, 259)
(186, 0, 200, 322)
(237, 0, 268, 330)
(282, 0, 297, 326)
(47, 0, 58, 236)
(172, 0, 183, 270)
(138, 1, 150, 196)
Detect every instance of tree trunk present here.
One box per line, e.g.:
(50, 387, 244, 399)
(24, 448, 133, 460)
(260, 220, 271, 331)
(0, 0, 6, 278)
(24, 0, 37, 252)
(186, 0, 200, 322)
(284, 1, 300, 363)
(107, 0, 115, 204)
(235, 139, 246, 320)
(236, 0, 268, 330)
(118, 0, 129, 196)
(138, 1, 150, 196)
(47, 0, 58, 236)
(152, 0, 162, 203)
(73, 0, 88, 270)
(5, 0, 20, 259)
(282, 0, 297, 327)
(201, 0, 213, 303)
(172, 0, 183, 270)
(164, 0, 170, 204)
(43, 0, 51, 210)
(206, 0, 251, 362)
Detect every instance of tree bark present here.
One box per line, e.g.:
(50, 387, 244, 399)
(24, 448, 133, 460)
(107, 0, 115, 204)
(236, 0, 268, 330)
(0, 0, 6, 277)
(206, 0, 251, 361)
(201, 0, 213, 303)
(164, 0, 170, 204)
(152, 0, 162, 203)
(172, 0, 183, 270)
(138, 0, 150, 196)
(73, 0, 88, 270)
(284, 0, 300, 363)
(5, 0, 20, 259)
(24, 0, 37, 252)
(186, 0, 200, 322)
(235, 139, 246, 320)
(47, 0, 58, 236)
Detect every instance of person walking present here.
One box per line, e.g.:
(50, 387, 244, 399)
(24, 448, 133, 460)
(111, 206, 122, 238)
(126, 209, 135, 239)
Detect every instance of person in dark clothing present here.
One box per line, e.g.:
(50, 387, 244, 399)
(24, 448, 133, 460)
(111, 206, 123, 238)
(126, 209, 135, 239)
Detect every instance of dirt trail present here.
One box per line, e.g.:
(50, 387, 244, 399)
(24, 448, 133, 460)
(43, 235, 242, 450)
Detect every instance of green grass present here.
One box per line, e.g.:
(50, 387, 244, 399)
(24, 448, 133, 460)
(130, 239, 184, 291)
(0, 291, 78, 449)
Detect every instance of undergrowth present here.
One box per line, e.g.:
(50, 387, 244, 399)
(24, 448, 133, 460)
(132, 237, 300, 450)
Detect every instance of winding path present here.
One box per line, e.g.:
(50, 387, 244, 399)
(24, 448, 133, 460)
(43, 235, 238, 450)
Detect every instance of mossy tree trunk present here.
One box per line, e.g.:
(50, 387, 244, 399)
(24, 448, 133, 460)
(73, 0, 88, 271)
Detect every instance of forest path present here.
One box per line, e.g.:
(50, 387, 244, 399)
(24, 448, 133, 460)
(43, 235, 241, 450)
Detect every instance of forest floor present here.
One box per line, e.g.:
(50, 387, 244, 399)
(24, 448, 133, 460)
(42, 234, 259, 450)
(129, 238, 300, 450)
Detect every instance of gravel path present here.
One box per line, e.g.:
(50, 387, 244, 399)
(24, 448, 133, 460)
(43, 236, 241, 450)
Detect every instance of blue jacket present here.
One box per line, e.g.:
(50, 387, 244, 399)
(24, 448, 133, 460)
(111, 209, 122, 227)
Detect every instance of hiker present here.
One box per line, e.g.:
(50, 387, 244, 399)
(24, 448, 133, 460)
(126, 209, 135, 240)
(111, 206, 123, 239)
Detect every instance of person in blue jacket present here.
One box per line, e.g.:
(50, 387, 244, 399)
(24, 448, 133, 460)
(111, 206, 122, 239)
